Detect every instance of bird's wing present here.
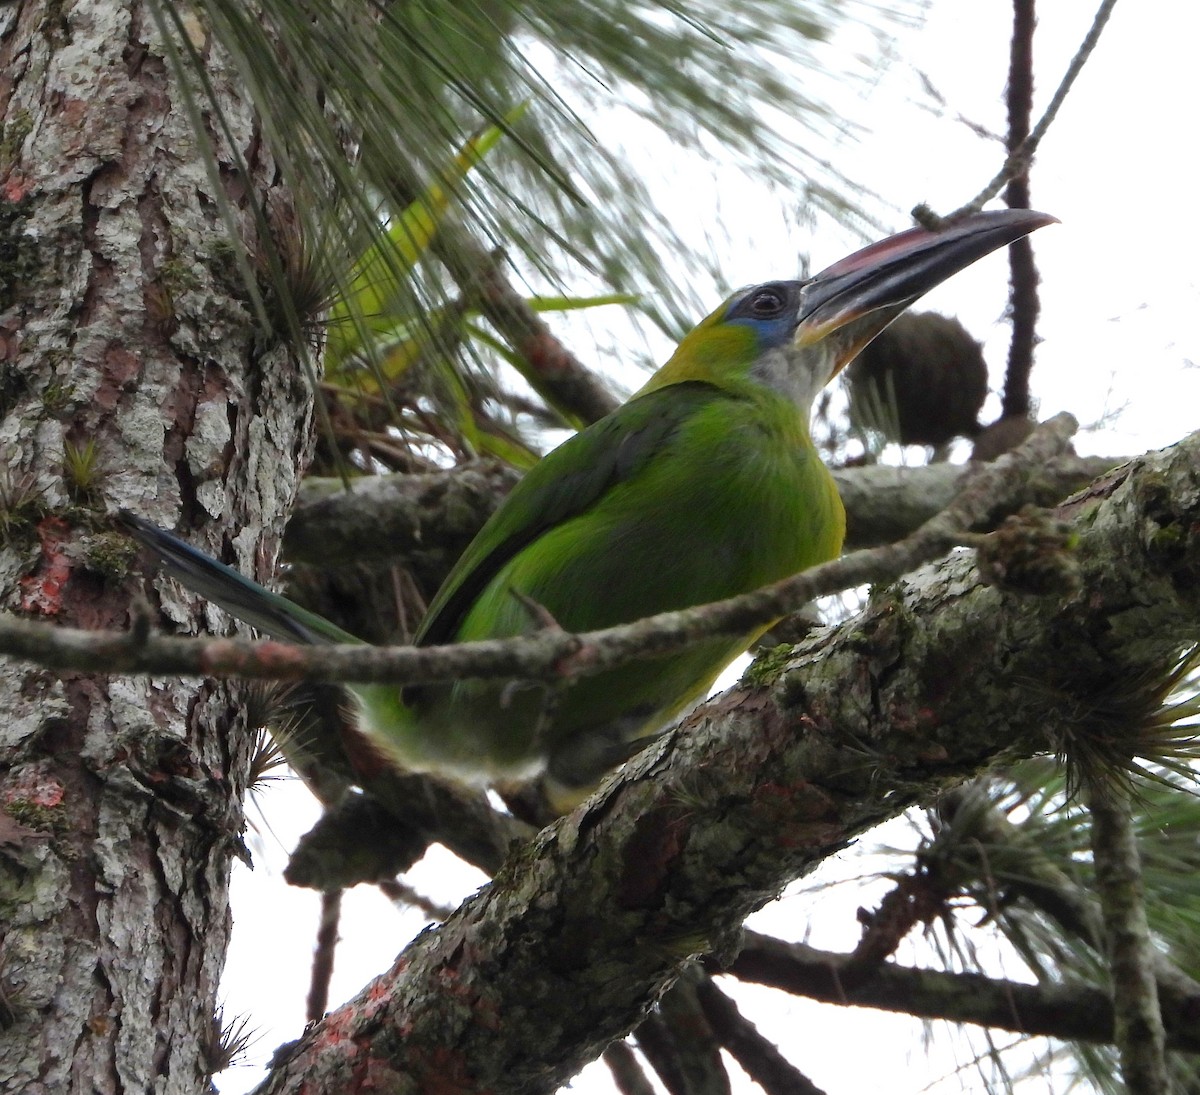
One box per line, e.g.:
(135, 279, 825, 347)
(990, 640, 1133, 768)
(414, 380, 725, 647)
(119, 511, 363, 646)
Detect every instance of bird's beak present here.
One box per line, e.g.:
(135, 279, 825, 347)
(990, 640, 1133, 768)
(795, 209, 1058, 378)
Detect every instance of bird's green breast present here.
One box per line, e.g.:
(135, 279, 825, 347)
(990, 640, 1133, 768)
(355, 381, 844, 789)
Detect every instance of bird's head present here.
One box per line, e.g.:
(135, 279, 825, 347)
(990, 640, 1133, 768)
(646, 208, 1057, 412)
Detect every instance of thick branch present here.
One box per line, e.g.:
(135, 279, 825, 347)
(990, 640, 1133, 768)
(252, 427, 1200, 1093)
(1088, 778, 1171, 1092)
(284, 461, 521, 570)
(283, 453, 1122, 568)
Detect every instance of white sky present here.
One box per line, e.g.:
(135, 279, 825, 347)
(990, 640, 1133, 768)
(218, 2, 1200, 1092)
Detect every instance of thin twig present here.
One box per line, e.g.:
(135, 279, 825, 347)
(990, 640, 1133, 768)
(926, 0, 1119, 221)
(306, 889, 342, 1023)
(0, 415, 1079, 687)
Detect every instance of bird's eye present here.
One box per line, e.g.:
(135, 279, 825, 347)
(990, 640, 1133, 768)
(748, 287, 786, 317)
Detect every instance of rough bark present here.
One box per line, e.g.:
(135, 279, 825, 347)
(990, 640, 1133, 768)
(283, 455, 1121, 572)
(0, 2, 306, 1091)
(272, 452, 1120, 652)
(254, 433, 1200, 1092)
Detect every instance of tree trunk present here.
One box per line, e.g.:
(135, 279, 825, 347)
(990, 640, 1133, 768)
(0, 2, 306, 1090)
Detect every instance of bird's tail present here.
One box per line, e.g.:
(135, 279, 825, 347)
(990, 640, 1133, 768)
(118, 511, 363, 647)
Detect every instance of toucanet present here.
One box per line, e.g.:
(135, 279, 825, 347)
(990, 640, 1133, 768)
(122, 209, 1056, 803)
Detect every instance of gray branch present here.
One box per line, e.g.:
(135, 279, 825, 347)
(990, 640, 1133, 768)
(281, 453, 1122, 570)
(1088, 779, 1171, 1092)
(726, 932, 1200, 1054)
(251, 430, 1200, 1092)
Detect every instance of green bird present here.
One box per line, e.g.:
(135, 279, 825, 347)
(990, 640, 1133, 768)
(123, 209, 1054, 805)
